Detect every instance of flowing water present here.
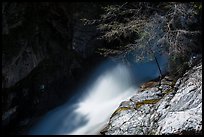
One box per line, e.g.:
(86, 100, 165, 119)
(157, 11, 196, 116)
(29, 54, 168, 135)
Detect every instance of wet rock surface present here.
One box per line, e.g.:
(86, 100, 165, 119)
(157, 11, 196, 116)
(101, 62, 202, 135)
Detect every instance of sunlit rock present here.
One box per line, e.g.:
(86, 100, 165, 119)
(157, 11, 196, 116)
(102, 62, 202, 135)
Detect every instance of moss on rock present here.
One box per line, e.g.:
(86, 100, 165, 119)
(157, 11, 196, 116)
(163, 88, 174, 95)
(111, 107, 131, 118)
(135, 99, 161, 109)
(140, 81, 160, 91)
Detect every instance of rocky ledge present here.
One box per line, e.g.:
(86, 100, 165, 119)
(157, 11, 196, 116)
(101, 62, 202, 135)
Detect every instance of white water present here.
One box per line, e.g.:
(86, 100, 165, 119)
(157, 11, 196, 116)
(29, 62, 137, 135)
(29, 54, 168, 135)
(69, 64, 136, 135)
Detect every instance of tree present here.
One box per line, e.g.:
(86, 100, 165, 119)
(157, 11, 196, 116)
(82, 2, 202, 79)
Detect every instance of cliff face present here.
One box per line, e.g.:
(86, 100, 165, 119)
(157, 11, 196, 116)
(101, 62, 202, 135)
(2, 3, 202, 135)
(2, 3, 104, 135)
(2, 3, 103, 88)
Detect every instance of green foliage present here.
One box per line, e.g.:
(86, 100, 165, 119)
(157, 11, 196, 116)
(193, 2, 202, 11)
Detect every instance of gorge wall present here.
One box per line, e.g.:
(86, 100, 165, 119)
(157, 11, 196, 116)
(2, 2, 202, 135)
(101, 61, 202, 135)
(2, 3, 105, 135)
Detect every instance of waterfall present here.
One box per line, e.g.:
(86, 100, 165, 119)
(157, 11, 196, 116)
(29, 62, 137, 135)
(29, 54, 168, 135)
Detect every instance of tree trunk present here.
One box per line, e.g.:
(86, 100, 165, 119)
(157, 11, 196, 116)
(153, 54, 163, 85)
(149, 48, 163, 85)
(154, 54, 162, 78)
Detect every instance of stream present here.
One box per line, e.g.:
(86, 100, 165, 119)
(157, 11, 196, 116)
(29, 54, 168, 135)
